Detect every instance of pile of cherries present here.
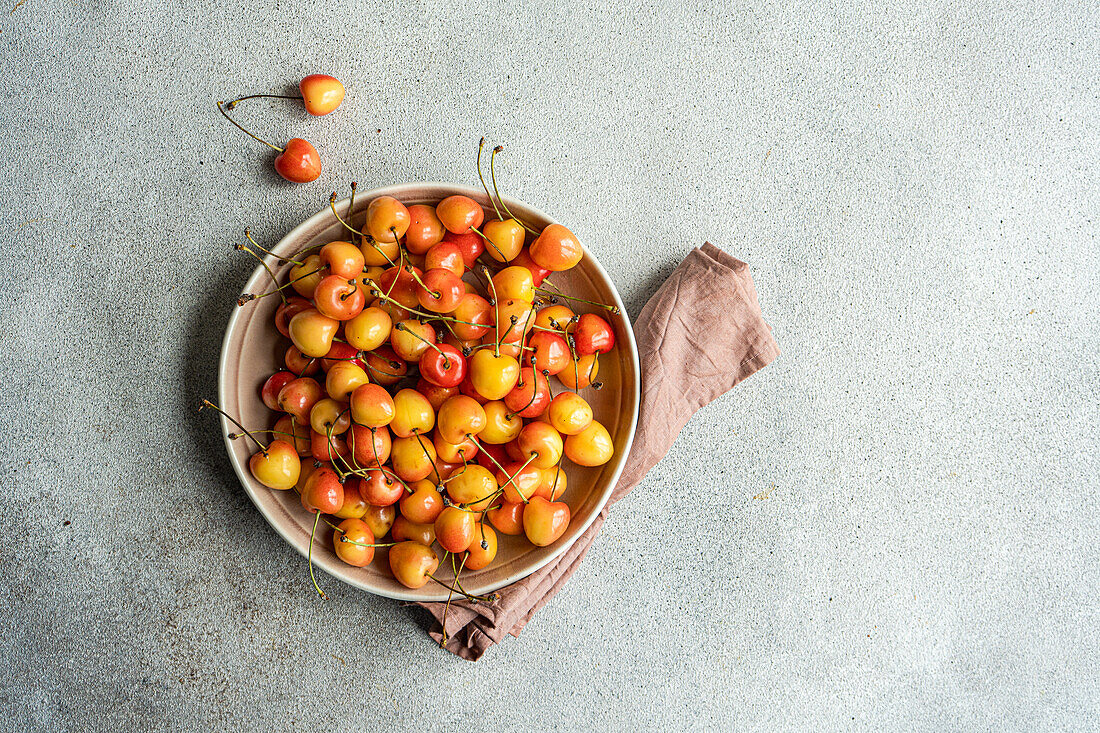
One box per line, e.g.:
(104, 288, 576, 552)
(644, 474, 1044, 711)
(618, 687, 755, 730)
(209, 147, 619, 601)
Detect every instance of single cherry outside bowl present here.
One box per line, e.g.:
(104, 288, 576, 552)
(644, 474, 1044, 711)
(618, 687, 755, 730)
(217, 182, 640, 601)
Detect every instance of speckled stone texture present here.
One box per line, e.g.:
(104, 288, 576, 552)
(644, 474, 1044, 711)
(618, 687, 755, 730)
(0, 1, 1096, 730)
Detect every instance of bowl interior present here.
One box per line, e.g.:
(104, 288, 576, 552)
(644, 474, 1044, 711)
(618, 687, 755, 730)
(218, 183, 639, 601)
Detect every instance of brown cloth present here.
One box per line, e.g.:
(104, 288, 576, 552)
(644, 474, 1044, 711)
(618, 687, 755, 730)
(418, 242, 780, 660)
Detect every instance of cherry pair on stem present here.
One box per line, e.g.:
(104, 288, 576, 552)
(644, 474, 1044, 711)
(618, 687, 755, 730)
(217, 74, 345, 183)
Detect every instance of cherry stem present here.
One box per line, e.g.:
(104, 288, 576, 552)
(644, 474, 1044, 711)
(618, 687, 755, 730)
(506, 370, 542, 420)
(329, 192, 370, 241)
(224, 93, 302, 110)
(307, 511, 328, 600)
(440, 552, 470, 645)
(395, 322, 450, 368)
(536, 285, 620, 314)
(241, 267, 322, 305)
(476, 138, 504, 220)
(415, 432, 442, 484)
(482, 267, 501, 356)
(489, 146, 538, 235)
(470, 225, 508, 262)
(236, 244, 287, 306)
(201, 400, 268, 454)
(245, 228, 302, 266)
(336, 532, 397, 549)
(215, 101, 283, 153)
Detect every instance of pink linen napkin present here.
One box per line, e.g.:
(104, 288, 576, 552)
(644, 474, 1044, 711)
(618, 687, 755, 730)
(418, 242, 779, 659)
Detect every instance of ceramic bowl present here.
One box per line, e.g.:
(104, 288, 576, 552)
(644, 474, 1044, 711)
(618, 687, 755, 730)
(217, 183, 639, 601)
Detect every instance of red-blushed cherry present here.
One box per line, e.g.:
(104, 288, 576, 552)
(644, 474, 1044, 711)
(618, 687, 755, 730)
(277, 377, 323, 425)
(362, 502, 396, 538)
(436, 195, 484, 234)
(534, 465, 567, 501)
(399, 480, 444, 524)
(261, 371, 296, 411)
(435, 506, 475, 553)
(269, 138, 321, 183)
(504, 367, 550, 419)
(390, 319, 436, 361)
(496, 460, 541, 503)
(523, 496, 570, 546)
(314, 275, 365, 321)
(573, 313, 615, 355)
(528, 330, 570, 375)
(547, 392, 593, 436)
(376, 265, 423, 310)
(443, 229, 484, 267)
(451, 293, 493, 340)
(363, 346, 407, 386)
(288, 308, 339, 358)
(565, 420, 614, 466)
(436, 395, 487, 444)
(299, 74, 345, 116)
(301, 465, 344, 513)
(348, 424, 391, 467)
(493, 298, 536, 345)
(424, 242, 464, 277)
(445, 464, 497, 510)
(463, 523, 498, 570)
(512, 248, 551, 286)
(530, 223, 583, 271)
(273, 414, 311, 456)
(333, 518, 374, 567)
(319, 241, 365, 279)
(275, 296, 313, 338)
(360, 468, 403, 506)
(417, 268, 464, 313)
(516, 421, 564, 469)
(535, 304, 576, 332)
(503, 437, 525, 462)
(405, 204, 446, 253)
(459, 374, 490, 405)
(435, 458, 463, 481)
(390, 435, 438, 482)
(474, 440, 509, 471)
(389, 541, 440, 589)
(366, 196, 410, 244)
(392, 516, 436, 546)
(344, 305, 392, 352)
(350, 383, 395, 428)
(249, 440, 301, 490)
(325, 361, 369, 402)
(309, 397, 351, 436)
(433, 431, 478, 464)
(487, 501, 524, 536)
(318, 342, 360, 372)
(289, 254, 325, 299)
(390, 388, 435, 438)
(310, 428, 349, 463)
(285, 344, 319, 377)
(333, 479, 369, 519)
(492, 266, 535, 303)
(416, 378, 458, 411)
(482, 219, 524, 262)
(558, 353, 599, 390)
(469, 350, 520, 401)
(479, 400, 522, 444)
(420, 344, 466, 388)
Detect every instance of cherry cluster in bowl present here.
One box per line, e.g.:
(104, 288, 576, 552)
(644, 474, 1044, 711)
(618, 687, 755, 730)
(222, 178, 620, 596)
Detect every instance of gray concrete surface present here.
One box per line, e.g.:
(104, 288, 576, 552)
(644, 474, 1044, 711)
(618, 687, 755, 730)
(0, 0, 1097, 730)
